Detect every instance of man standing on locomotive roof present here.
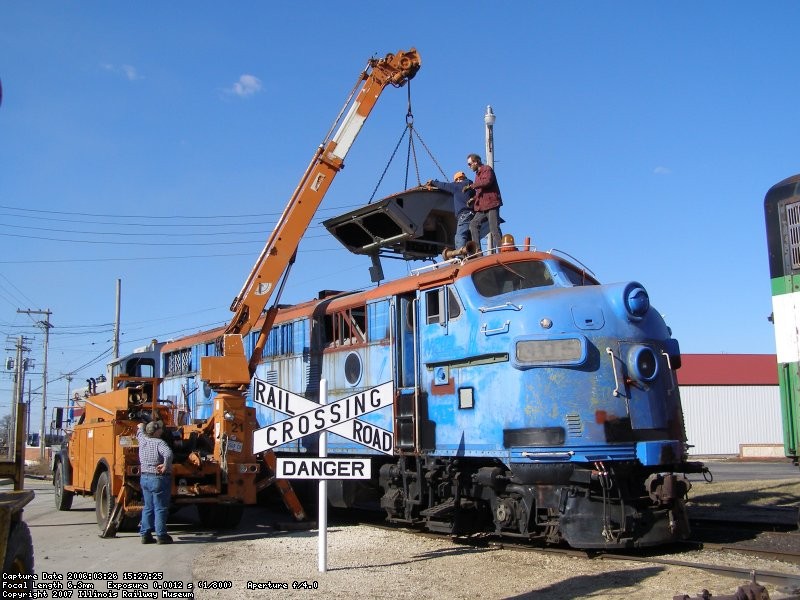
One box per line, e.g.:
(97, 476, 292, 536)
(425, 170, 474, 249)
(464, 153, 503, 252)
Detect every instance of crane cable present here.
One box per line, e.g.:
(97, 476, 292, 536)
(368, 81, 448, 203)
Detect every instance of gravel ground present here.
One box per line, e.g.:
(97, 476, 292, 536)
(192, 520, 800, 600)
(188, 474, 800, 600)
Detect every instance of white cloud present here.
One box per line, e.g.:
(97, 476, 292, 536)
(100, 63, 142, 81)
(653, 166, 672, 175)
(120, 65, 141, 81)
(228, 74, 262, 97)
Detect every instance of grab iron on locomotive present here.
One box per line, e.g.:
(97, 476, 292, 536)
(53, 46, 704, 549)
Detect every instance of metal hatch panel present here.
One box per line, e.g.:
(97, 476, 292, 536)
(323, 187, 456, 260)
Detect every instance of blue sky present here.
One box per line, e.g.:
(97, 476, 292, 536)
(1, 2, 799, 417)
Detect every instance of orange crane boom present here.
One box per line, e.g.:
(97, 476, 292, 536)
(201, 48, 421, 389)
(196, 50, 421, 500)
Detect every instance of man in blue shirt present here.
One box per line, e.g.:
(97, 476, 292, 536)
(137, 420, 174, 544)
(426, 171, 475, 249)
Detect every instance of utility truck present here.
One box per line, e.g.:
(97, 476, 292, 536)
(52, 49, 422, 535)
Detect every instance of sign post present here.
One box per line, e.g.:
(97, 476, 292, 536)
(252, 378, 394, 573)
(318, 379, 328, 573)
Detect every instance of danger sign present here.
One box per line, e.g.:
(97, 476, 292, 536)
(253, 381, 393, 453)
(276, 458, 371, 480)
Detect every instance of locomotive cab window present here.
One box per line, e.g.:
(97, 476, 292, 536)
(472, 261, 554, 297)
(425, 286, 461, 325)
(114, 356, 156, 378)
(164, 348, 192, 376)
(320, 305, 367, 347)
(560, 263, 599, 287)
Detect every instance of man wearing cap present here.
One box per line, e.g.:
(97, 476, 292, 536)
(425, 171, 475, 249)
(136, 420, 174, 544)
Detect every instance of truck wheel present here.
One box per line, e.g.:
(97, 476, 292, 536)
(54, 462, 74, 511)
(95, 471, 118, 536)
(197, 503, 244, 530)
(3, 521, 34, 576)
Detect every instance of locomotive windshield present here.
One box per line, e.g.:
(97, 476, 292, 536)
(472, 261, 554, 297)
(560, 263, 599, 286)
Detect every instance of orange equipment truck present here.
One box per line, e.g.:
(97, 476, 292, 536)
(51, 49, 421, 536)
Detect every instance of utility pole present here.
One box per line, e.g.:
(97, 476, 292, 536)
(65, 373, 73, 428)
(18, 308, 52, 460)
(26, 382, 32, 443)
(9, 344, 19, 458)
(9, 336, 30, 459)
(113, 279, 121, 359)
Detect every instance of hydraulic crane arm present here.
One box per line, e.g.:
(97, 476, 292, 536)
(201, 48, 421, 388)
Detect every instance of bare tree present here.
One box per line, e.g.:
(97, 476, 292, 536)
(0, 413, 11, 451)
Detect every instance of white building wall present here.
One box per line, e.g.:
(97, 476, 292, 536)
(680, 385, 782, 456)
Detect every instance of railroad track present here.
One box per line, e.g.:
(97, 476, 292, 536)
(467, 533, 800, 598)
(351, 517, 800, 597)
(308, 505, 800, 597)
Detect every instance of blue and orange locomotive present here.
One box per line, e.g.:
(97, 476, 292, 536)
(159, 206, 700, 549)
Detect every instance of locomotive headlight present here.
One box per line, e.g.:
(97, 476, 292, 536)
(627, 345, 658, 382)
(624, 282, 650, 320)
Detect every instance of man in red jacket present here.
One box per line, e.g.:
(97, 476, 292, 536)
(465, 153, 503, 252)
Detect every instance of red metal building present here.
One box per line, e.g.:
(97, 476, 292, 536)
(678, 354, 782, 458)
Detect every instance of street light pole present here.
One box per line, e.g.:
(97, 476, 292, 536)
(484, 105, 496, 169)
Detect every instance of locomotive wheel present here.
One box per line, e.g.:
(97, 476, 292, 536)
(54, 462, 74, 511)
(3, 521, 34, 576)
(196, 503, 244, 530)
(95, 471, 118, 536)
(544, 508, 562, 544)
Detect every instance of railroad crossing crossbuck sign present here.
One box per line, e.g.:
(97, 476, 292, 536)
(252, 380, 394, 454)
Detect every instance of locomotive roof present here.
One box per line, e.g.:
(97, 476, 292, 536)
(769, 173, 800, 190)
(765, 173, 800, 207)
(161, 248, 596, 352)
(269, 247, 595, 315)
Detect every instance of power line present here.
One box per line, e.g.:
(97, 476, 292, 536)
(0, 223, 289, 237)
(0, 229, 334, 246)
(0, 273, 38, 307)
(1, 231, 274, 246)
(0, 202, 362, 221)
(0, 245, 347, 264)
